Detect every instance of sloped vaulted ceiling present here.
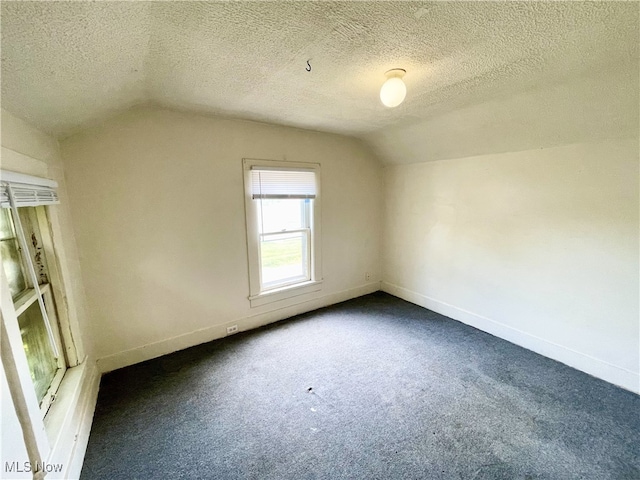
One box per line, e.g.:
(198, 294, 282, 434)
(1, 1, 638, 164)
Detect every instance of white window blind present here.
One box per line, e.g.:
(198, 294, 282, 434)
(250, 168, 316, 199)
(0, 170, 59, 208)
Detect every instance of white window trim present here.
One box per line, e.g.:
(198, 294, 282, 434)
(243, 158, 322, 308)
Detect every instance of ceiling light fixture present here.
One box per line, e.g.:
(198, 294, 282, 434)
(380, 68, 407, 108)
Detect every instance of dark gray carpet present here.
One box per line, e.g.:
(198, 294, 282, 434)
(81, 292, 639, 480)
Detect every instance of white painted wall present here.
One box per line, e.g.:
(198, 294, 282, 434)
(60, 106, 383, 371)
(382, 139, 639, 392)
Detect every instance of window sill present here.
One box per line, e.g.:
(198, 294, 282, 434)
(249, 280, 322, 308)
(43, 361, 86, 445)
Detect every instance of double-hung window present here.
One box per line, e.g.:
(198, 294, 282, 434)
(1, 171, 67, 416)
(243, 159, 322, 307)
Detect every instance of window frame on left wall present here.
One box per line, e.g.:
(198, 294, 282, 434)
(0, 170, 75, 417)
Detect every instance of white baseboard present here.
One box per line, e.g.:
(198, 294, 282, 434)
(381, 282, 639, 394)
(97, 282, 381, 373)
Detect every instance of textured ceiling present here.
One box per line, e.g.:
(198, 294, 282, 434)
(1, 1, 638, 163)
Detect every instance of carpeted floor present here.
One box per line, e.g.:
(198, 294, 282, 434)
(81, 292, 639, 479)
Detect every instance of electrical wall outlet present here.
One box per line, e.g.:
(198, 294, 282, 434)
(226, 325, 238, 335)
(365, 272, 371, 282)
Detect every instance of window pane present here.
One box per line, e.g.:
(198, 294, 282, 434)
(0, 209, 27, 297)
(18, 300, 58, 403)
(1, 240, 26, 297)
(0, 208, 15, 239)
(258, 199, 308, 233)
(260, 231, 309, 288)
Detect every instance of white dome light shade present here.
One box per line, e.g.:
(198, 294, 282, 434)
(380, 69, 407, 108)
